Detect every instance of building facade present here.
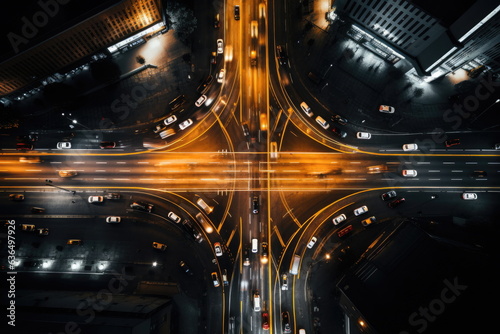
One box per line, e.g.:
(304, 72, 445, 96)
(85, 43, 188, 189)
(333, 0, 500, 81)
(0, 0, 164, 98)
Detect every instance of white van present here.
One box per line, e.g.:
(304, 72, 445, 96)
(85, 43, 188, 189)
(251, 238, 258, 253)
(196, 198, 213, 214)
(253, 291, 261, 312)
(315, 116, 329, 129)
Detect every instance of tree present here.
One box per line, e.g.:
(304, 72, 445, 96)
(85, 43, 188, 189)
(166, 2, 197, 44)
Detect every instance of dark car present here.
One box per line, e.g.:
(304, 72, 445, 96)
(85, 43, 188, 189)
(31, 207, 45, 213)
(332, 115, 348, 125)
(471, 170, 487, 178)
(169, 95, 186, 111)
(234, 5, 240, 20)
(262, 312, 270, 330)
(16, 143, 33, 150)
(182, 220, 203, 243)
(282, 311, 291, 333)
(179, 261, 193, 275)
(130, 201, 154, 212)
(242, 123, 250, 137)
(381, 190, 397, 201)
(17, 134, 38, 142)
(214, 13, 220, 28)
(276, 45, 288, 66)
(243, 248, 250, 266)
(331, 126, 347, 138)
(197, 76, 213, 94)
(9, 194, 25, 201)
(252, 196, 259, 214)
(445, 138, 460, 147)
(388, 197, 406, 208)
(337, 225, 353, 238)
(105, 193, 121, 200)
(99, 141, 116, 149)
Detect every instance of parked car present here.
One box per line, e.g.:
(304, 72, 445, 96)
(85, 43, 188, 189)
(445, 138, 460, 147)
(195, 95, 207, 107)
(357, 132, 371, 139)
(402, 143, 418, 151)
(99, 141, 116, 149)
(21, 224, 36, 232)
(332, 214, 347, 225)
(152, 242, 167, 251)
(462, 193, 477, 200)
(9, 194, 25, 201)
(388, 197, 406, 208)
(379, 105, 395, 113)
(106, 216, 121, 223)
(57, 142, 71, 149)
(402, 169, 417, 177)
(300, 102, 313, 117)
(353, 205, 368, 216)
(163, 115, 177, 126)
(381, 190, 397, 201)
(167, 212, 181, 223)
(37, 228, 49, 235)
(217, 69, 225, 83)
(217, 39, 224, 54)
(214, 242, 223, 256)
(307, 236, 317, 249)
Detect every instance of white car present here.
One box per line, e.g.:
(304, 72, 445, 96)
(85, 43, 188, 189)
(462, 193, 477, 200)
(402, 169, 417, 177)
(357, 132, 371, 139)
(195, 95, 207, 107)
(88, 196, 104, 203)
(57, 142, 71, 149)
(179, 119, 193, 130)
(353, 205, 368, 216)
(217, 39, 223, 54)
(217, 69, 225, 83)
(402, 143, 418, 151)
(300, 102, 313, 117)
(214, 242, 223, 256)
(307, 236, 317, 249)
(106, 216, 121, 223)
(167, 212, 181, 223)
(163, 115, 177, 126)
(379, 105, 395, 113)
(332, 214, 347, 225)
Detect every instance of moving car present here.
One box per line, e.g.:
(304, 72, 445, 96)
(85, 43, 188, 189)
(367, 165, 388, 174)
(379, 105, 395, 113)
(357, 132, 371, 139)
(243, 248, 250, 266)
(37, 228, 49, 236)
(282, 311, 291, 333)
(242, 123, 250, 137)
(88, 196, 104, 203)
(234, 5, 240, 20)
(300, 102, 313, 117)
(211, 272, 220, 287)
(179, 119, 193, 130)
(316, 116, 330, 129)
(19, 156, 41, 163)
(388, 197, 405, 208)
(9, 194, 24, 201)
(31, 207, 45, 213)
(470, 170, 487, 178)
(282, 273, 288, 290)
(169, 95, 186, 111)
(332, 114, 347, 125)
(16, 143, 33, 150)
(58, 170, 77, 177)
(462, 193, 477, 200)
(217, 39, 223, 54)
(67, 239, 82, 245)
(361, 216, 376, 227)
(445, 138, 460, 147)
(402, 143, 418, 151)
(195, 95, 207, 107)
(159, 129, 176, 139)
(381, 190, 397, 201)
(252, 196, 259, 214)
(276, 45, 288, 66)
(57, 142, 71, 149)
(262, 312, 270, 330)
(179, 260, 193, 275)
(353, 205, 368, 216)
(152, 242, 167, 251)
(261, 242, 269, 263)
(99, 141, 116, 149)
(217, 69, 225, 83)
(130, 201, 154, 212)
(402, 169, 417, 177)
(163, 115, 177, 126)
(196, 198, 214, 214)
(333, 213, 347, 225)
(106, 216, 121, 223)
(105, 193, 121, 200)
(307, 236, 317, 249)
(337, 225, 353, 238)
(167, 212, 181, 223)
(331, 126, 347, 138)
(214, 242, 223, 256)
